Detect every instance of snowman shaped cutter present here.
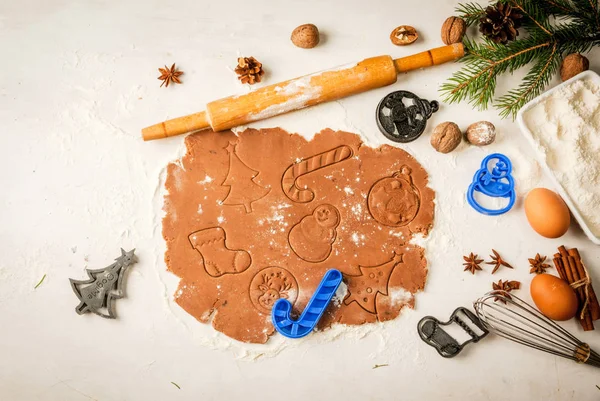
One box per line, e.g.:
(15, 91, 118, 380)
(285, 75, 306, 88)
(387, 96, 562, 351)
(467, 153, 516, 216)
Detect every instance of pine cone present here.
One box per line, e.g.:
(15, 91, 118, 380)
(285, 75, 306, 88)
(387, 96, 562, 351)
(235, 56, 265, 85)
(479, 1, 523, 44)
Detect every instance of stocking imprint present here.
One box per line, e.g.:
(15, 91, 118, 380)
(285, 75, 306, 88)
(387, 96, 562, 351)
(189, 227, 251, 277)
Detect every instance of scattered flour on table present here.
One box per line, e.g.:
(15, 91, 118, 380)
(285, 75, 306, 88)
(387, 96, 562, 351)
(523, 78, 600, 236)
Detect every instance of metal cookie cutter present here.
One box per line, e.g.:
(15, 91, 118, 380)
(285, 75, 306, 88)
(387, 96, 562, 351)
(376, 90, 439, 143)
(272, 269, 343, 339)
(417, 307, 489, 358)
(467, 153, 516, 215)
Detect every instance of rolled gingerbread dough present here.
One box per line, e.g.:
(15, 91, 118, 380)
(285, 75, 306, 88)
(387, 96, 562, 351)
(163, 128, 434, 343)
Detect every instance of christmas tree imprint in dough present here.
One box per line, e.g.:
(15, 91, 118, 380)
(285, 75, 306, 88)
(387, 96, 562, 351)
(281, 145, 353, 203)
(288, 204, 340, 263)
(221, 142, 270, 213)
(367, 166, 421, 227)
(344, 252, 403, 314)
(188, 227, 251, 277)
(249, 267, 299, 314)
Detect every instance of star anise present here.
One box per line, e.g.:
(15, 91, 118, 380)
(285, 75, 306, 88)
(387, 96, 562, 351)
(491, 279, 521, 303)
(529, 253, 551, 274)
(486, 249, 513, 274)
(157, 63, 184, 88)
(463, 252, 484, 274)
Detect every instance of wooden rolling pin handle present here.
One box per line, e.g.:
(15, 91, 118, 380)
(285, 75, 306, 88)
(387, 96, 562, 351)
(142, 111, 210, 141)
(141, 43, 464, 141)
(394, 43, 464, 73)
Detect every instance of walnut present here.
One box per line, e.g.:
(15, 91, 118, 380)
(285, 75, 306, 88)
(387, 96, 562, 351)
(291, 24, 320, 49)
(560, 53, 589, 82)
(430, 122, 462, 153)
(441, 16, 466, 45)
(390, 25, 418, 46)
(466, 121, 496, 146)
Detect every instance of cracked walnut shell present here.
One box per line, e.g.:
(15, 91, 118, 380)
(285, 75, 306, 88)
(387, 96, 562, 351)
(390, 25, 418, 46)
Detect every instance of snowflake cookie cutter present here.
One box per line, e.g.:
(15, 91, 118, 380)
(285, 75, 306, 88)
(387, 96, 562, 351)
(69, 248, 137, 319)
(272, 269, 343, 339)
(467, 153, 516, 215)
(376, 90, 439, 143)
(417, 307, 489, 358)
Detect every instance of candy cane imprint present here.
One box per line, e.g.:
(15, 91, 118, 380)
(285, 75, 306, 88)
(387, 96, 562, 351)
(281, 145, 354, 203)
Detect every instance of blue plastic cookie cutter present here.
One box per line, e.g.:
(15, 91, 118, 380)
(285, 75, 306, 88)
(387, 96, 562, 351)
(272, 269, 343, 339)
(466, 153, 516, 216)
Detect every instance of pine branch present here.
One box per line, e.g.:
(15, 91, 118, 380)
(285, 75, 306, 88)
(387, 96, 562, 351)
(508, 0, 553, 34)
(456, 2, 486, 26)
(442, 0, 600, 118)
(441, 37, 551, 110)
(496, 42, 560, 117)
(539, 0, 576, 14)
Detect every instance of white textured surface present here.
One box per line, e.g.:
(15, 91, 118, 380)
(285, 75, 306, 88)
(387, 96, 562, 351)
(1, 0, 600, 400)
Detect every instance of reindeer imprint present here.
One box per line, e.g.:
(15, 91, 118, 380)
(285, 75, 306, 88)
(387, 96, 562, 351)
(344, 252, 403, 315)
(249, 267, 299, 314)
(281, 145, 353, 203)
(221, 142, 270, 213)
(288, 204, 340, 263)
(188, 227, 251, 277)
(367, 166, 421, 227)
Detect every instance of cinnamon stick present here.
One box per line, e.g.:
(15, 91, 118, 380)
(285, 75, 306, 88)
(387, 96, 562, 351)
(567, 248, 600, 321)
(558, 246, 594, 331)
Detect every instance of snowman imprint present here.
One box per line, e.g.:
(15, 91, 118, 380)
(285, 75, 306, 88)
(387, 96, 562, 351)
(288, 204, 340, 263)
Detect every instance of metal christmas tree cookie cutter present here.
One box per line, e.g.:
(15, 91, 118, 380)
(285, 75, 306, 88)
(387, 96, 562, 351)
(69, 248, 137, 319)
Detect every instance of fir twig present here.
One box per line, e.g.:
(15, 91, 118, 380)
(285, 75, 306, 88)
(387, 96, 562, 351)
(496, 41, 560, 118)
(442, 0, 600, 118)
(456, 2, 486, 26)
(34, 274, 46, 289)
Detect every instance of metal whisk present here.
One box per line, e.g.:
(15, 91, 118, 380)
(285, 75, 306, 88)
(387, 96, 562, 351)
(474, 291, 600, 368)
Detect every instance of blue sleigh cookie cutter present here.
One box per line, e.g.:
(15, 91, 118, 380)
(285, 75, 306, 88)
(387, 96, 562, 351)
(467, 153, 516, 216)
(272, 269, 343, 339)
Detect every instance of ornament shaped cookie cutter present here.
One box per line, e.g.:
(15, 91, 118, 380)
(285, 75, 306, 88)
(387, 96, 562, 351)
(70, 249, 137, 319)
(467, 153, 516, 215)
(272, 269, 343, 338)
(417, 307, 489, 358)
(376, 90, 439, 143)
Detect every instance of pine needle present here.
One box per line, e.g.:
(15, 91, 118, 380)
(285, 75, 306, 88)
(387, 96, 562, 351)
(171, 382, 181, 390)
(34, 274, 46, 289)
(372, 364, 389, 369)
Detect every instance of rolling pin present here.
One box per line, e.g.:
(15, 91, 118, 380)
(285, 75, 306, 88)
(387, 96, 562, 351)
(142, 43, 464, 141)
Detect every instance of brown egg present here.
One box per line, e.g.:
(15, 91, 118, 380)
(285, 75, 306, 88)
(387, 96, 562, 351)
(524, 188, 570, 238)
(530, 274, 578, 321)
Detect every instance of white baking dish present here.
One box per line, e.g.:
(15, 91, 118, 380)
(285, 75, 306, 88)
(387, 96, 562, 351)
(517, 70, 600, 245)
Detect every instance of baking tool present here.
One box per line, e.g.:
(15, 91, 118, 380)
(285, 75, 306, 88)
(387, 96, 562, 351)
(272, 269, 342, 339)
(419, 292, 600, 369)
(142, 44, 465, 141)
(375, 91, 439, 143)
(517, 70, 600, 245)
(467, 153, 515, 215)
(417, 307, 489, 358)
(69, 249, 137, 319)
(474, 291, 600, 368)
